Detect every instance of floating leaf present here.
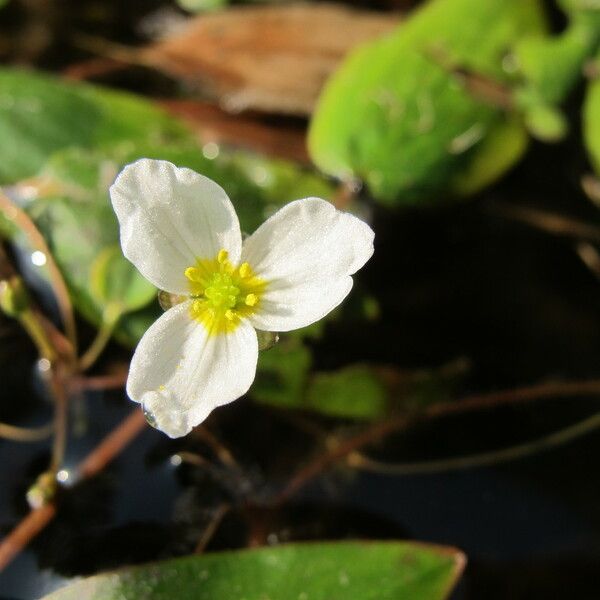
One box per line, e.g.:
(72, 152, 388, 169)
(43, 541, 465, 600)
(0, 68, 192, 184)
(308, 0, 548, 205)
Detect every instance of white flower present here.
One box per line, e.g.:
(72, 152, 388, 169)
(109, 158, 374, 438)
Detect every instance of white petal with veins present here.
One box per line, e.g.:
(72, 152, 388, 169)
(110, 159, 242, 294)
(242, 198, 374, 331)
(127, 301, 258, 438)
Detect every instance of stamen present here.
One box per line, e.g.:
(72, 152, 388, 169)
(245, 293, 258, 307)
(239, 262, 251, 278)
(185, 266, 200, 282)
(185, 250, 266, 334)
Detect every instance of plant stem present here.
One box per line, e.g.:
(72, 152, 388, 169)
(49, 374, 68, 474)
(78, 314, 121, 372)
(0, 190, 77, 356)
(0, 421, 53, 442)
(19, 310, 58, 362)
(347, 411, 600, 476)
(274, 378, 600, 505)
(194, 504, 231, 554)
(490, 202, 600, 243)
(0, 410, 146, 573)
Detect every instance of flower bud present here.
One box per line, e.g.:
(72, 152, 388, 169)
(26, 471, 58, 509)
(0, 276, 30, 317)
(256, 329, 279, 351)
(158, 290, 187, 311)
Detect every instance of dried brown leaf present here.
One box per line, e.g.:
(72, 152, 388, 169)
(143, 3, 400, 115)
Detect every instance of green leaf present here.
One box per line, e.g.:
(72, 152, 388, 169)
(450, 118, 529, 196)
(0, 69, 338, 361)
(42, 541, 465, 600)
(584, 60, 600, 175)
(90, 245, 157, 314)
(177, 0, 227, 12)
(253, 340, 312, 408)
(305, 365, 388, 420)
(308, 0, 548, 205)
(0, 68, 192, 184)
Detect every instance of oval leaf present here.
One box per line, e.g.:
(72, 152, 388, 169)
(43, 541, 465, 600)
(308, 0, 548, 205)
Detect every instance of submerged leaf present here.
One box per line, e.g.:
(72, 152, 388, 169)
(305, 365, 388, 420)
(43, 541, 465, 600)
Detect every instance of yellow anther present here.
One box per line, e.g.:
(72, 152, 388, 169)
(245, 293, 258, 307)
(239, 262, 251, 278)
(185, 250, 265, 335)
(158, 385, 166, 391)
(185, 267, 199, 282)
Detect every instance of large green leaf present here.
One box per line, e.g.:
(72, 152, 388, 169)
(43, 541, 465, 600)
(310, 0, 600, 206)
(308, 0, 548, 205)
(0, 68, 193, 184)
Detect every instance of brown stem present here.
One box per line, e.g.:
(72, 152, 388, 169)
(430, 379, 600, 417)
(490, 202, 600, 243)
(49, 372, 68, 474)
(0, 421, 54, 443)
(0, 505, 56, 571)
(194, 426, 239, 469)
(0, 191, 77, 355)
(273, 416, 408, 505)
(77, 410, 146, 479)
(348, 411, 600, 476)
(0, 410, 146, 572)
(68, 371, 128, 393)
(194, 504, 231, 554)
(273, 378, 600, 505)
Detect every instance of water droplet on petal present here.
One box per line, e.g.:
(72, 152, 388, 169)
(143, 404, 158, 429)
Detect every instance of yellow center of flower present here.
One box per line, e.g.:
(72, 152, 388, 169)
(185, 248, 265, 335)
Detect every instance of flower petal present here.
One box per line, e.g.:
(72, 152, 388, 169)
(241, 198, 374, 331)
(127, 301, 258, 438)
(110, 159, 242, 294)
